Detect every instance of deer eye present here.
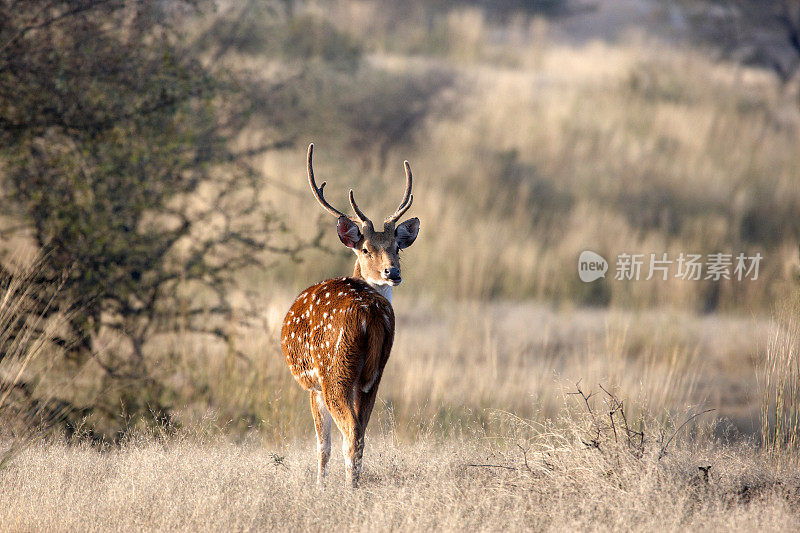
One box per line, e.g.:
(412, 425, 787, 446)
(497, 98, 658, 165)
(361, 247, 370, 255)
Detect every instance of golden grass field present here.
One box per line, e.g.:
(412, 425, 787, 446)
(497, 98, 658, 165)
(2, 291, 799, 530)
(1, 422, 799, 531)
(3, 1, 800, 530)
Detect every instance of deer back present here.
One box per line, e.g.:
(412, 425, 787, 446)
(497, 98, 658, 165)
(281, 277, 395, 393)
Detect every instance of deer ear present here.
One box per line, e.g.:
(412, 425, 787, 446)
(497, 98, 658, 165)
(337, 216, 362, 248)
(395, 217, 419, 249)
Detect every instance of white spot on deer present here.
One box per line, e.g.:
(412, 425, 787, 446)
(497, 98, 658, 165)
(334, 328, 344, 352)
(325, 292, 330, 298)
(323, 312, 328, 319)
(301, 367, 321, 384)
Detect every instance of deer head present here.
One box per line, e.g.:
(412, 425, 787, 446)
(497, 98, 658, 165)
(306, 143, 420, 288)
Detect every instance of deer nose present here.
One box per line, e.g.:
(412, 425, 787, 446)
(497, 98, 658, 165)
(383, 267, 401, 283)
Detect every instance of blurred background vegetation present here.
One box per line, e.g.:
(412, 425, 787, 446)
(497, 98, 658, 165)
(1, 0, 800, 441)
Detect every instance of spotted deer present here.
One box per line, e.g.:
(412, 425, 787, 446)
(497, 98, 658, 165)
(281, 144, 420, 487)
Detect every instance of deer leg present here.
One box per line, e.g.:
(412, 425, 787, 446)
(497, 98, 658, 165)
(343, 407, 365, 488)
(310, 390, 331, 486)
(326, 386, 363, 488)
(350, 327, 389, 472)
(347, 385, 379, 484)
(355, 378, 380, 430)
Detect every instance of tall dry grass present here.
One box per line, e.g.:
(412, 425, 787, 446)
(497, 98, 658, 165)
(2, 5, 800, 529)
(156, 293, 771, 443)
(0, 1, 792, 446)
(0, 255, 75, 467)
(0, 405, 797, 531)
(251, 3, 800, 312)
(760, 296, 800, 457)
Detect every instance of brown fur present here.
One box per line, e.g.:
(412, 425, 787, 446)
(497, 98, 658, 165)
(283, 143, 418, 487)
(281, 277, 394, 396)
(281, 277, 394, 487)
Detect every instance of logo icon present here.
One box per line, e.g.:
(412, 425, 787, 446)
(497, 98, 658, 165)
(579, 250, 608, 282)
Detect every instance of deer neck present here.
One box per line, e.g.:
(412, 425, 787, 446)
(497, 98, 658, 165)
(352, 261, 393, 303)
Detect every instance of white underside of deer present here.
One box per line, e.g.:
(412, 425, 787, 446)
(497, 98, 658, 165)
(281, 144, 419, 488)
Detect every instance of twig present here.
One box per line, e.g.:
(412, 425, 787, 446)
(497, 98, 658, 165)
(569, 380, 602, 450)
(567, 379, 596, 416)
(658, 409, 715, 460)
(467, 463, 516, 470)
(608, 407, 618, 444)
(517, 444, 533, 473)
(581, 439, 600, 449)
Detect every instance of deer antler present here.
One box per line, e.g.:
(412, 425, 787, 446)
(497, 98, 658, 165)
(308, 143, 411, 230)
(307, 143, 348, 219)
(384, 161, 414, 226)
(349, 190, 373, 229)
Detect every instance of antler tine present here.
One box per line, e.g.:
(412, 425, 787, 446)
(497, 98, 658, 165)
(384, 160, 414, 225)
(349, 190, 373, 229)
(307, 143, 348, 219)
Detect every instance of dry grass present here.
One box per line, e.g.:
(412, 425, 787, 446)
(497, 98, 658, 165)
(252, 4, 800, 310)
(3, 4, 800, 530)
(158, 293, 772, 444)
(0, 412, 798, 532)
(0, 256, 78, 465)
(1, 262, 793, 531)
(761, 294, 800, 456)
